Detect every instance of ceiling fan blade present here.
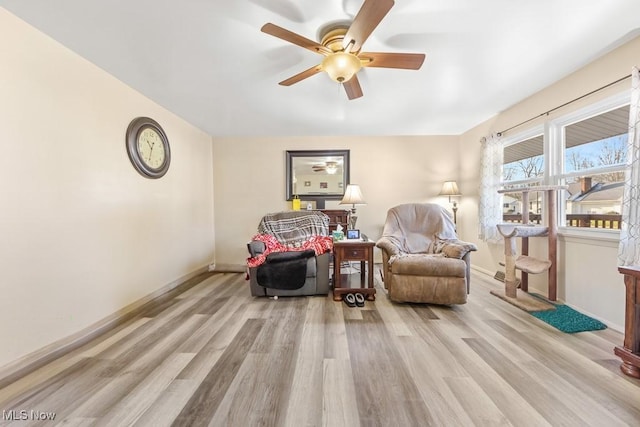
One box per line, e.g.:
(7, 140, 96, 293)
(261, 23, 331, 56)
(359, 52, 426, 69)
(343, 0, 394, 53)
(343, 75, 363, 100)
(279, 64, 323, 86)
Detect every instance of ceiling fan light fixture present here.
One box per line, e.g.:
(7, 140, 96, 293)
(261, 0, 425, 99)
(321, 52, 362, 83)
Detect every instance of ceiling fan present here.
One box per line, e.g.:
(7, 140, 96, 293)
(312, 161, 339, 174)
(261, 0, 425, 100)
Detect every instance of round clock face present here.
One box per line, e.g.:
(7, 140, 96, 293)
(126, 117, 171, 178)
(137, 127, 166, 169)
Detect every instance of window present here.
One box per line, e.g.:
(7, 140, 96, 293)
(559, 103, 629, 229)
(501, 133, 544, 224)
(503, 135, 544, 184)
(499, 92, 629, 231)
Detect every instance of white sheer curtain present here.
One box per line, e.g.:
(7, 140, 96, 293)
(618, 66, 640, 266)
(478, 133, 504, 243)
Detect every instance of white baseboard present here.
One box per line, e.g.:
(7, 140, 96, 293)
(563, 302, 623, 333)
(471, 264, 496, 278)
(211, 263, 245, 273)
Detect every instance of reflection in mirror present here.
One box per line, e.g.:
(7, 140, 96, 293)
(286, 150, 350, 206)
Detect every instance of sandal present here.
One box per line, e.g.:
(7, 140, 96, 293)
(343, 293, 356, 308)
(355, 293, 365, 307)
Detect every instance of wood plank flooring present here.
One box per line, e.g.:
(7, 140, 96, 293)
(1, 268, 639, 426)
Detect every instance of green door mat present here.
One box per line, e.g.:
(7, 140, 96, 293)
(530, 303, 607, 333)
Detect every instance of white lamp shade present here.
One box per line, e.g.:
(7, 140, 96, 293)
(439, 181, 461, 197)
(340, 184, 366, 205)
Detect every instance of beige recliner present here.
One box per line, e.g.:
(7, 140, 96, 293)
(376, 203, 477, 305)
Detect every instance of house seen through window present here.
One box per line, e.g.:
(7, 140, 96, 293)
(562, 105, 628, 229)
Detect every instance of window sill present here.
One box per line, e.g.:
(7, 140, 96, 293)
(558, 226, 620, 247)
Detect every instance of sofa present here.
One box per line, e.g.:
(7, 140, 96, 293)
(376, 203, 477, 305)
(247, 210, 333, 297)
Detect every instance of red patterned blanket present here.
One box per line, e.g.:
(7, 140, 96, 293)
(247, 234, 333, 268)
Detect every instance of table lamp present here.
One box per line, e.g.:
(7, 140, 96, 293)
(340, 184, 366, 229)
(439, 181, 461, 224)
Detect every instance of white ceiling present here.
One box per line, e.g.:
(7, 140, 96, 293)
(2, 0, 639, 137)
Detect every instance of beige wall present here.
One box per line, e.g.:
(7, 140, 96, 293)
(212, 136, 460, 268)
(458, 35, 640, 330)
(0, 10, 215, 367)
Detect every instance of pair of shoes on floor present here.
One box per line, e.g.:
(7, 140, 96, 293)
(343, 293, 365, 308)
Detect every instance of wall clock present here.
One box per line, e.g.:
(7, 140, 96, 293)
(126, 117, 171, 179)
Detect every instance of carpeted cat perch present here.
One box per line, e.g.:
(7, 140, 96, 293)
(492, 187, 564, 312)
(492, 220, 556, 312)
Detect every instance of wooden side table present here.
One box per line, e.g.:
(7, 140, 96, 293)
(615, 266, 640, 378)
(332, 239, 376, 301)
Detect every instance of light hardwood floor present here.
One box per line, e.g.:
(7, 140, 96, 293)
(1, 268, 639, 426)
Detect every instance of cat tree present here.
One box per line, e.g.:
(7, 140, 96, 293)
(493, 185, 567, 311)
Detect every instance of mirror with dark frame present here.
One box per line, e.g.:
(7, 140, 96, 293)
(286, 150, 350, 209)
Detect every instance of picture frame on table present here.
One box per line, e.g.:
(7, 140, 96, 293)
(346, 229, 360, 239)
